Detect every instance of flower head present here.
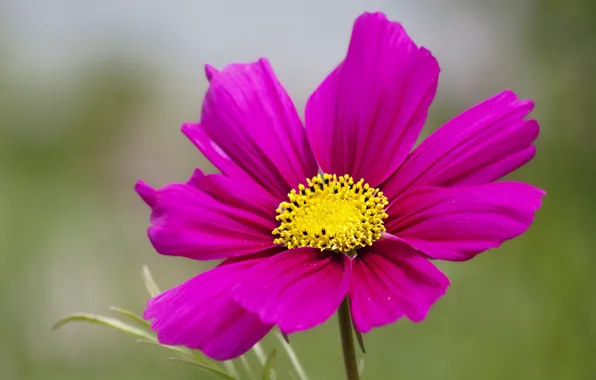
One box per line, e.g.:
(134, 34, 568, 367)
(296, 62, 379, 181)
(273, 173, 388, 252)
(137, 12, 544, 360)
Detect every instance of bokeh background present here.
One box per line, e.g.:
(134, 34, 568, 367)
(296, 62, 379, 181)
(1, 0, 594, 379)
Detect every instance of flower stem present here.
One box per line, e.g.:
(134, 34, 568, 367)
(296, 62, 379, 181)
(338, 298, 359, 380)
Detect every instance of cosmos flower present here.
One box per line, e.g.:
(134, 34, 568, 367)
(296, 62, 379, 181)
(136, 12, 544, 360)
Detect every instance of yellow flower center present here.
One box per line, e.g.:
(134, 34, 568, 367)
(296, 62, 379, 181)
(273, 174, 388, 253)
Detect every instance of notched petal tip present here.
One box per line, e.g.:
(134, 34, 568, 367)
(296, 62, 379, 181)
(135, 180, 157, 207)
(519, 98, 535, 113)
(497, 89, 535, 112)
(257, 56, 271, 66)
(355, 11, 390, 25)
(523, 119, 540, 139)
(180, 122, 207, 151)
(143, 299, 157, 321)
(524, 183, 547, 210)
(187, 168, 205, 187)
(180, 122, 199, 135)
(204, 64, 218, 81)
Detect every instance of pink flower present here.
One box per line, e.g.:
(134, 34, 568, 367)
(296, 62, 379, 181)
(136, 12, 544, 360)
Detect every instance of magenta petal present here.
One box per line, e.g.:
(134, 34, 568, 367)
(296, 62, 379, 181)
(349, 238, 449, 332)
(204, 64, 218, 81)
(135, 180, 157, 207)
(387, 182, 545, 261)
(182, 123, 252, 188)
(382, 90, 538, 200)
(145, 251, 278, 360)
(306, 12, 439, 187)
(186, 168, 279, 222)
(136, 181, 274, 260)
(233, 248, 351, 333)
(184, 58, 318, 201)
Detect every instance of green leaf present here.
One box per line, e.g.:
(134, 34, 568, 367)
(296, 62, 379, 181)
(275, 332, 309, 380)
(348, 298, 366, 354)
(109, 306, 151, 329)
(223, 360, 239, 379)
(354, 328, 366, 353)
(135, 333, 217, 367)
(251, 342, 267, 366)
(53, 313, 220, 370)
(261, 349, 277, 380)
(281, 332, 290, 344)
(53, 313, 155, 341)
(240, 355, 257, 380)
(135, 339, 198, 361)
(142, 265, 160, 297)
(168, 357, 237, 380)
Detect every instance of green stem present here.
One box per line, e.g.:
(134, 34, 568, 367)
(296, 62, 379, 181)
(338, 298, 360, 380)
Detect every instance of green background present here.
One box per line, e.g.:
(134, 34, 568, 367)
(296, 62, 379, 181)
(1, 0, 594, 379)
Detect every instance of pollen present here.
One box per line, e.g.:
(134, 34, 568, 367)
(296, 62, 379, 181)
(272, 174, 388, 252)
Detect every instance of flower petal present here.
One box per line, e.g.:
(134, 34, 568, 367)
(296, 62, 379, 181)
(144, 250, 278, 360)
(386, 182, 545, 261)
(183, 58, 318, 201)
(349, 238, 449, 332)
(135, 180, 274, 260)
(233, 248, 351, 333)
(187, 168, 278, 222)
(306, 12, 439, 187)
(204, 64, 218, 82)
(382, 90, 538, 200)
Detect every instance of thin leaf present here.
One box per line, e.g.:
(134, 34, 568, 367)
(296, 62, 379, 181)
(275, 331, 309, 380)
(240, 355, 257, 380)
(261, 349, 277, 380)
(223, 360, 239, 379)
(109, 306, 151, 329)
(358, 358, 365, 376)
(53, 313, 155, 341)
(136, 339, 197, 361)
(168, 357, 237, 380)
(136, 339, 218, 368)
(281, 332, 290, 344)
(252, 342, 267, 366)
(142, 265, 160, 297)
(348, 299, 366, 353)
(354, 328, 366, 353)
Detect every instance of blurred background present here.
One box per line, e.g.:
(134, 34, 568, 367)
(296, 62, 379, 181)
(1, 0, 594, 379)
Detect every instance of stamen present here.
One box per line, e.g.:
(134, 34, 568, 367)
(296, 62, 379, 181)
(272, 174, 388, 252)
